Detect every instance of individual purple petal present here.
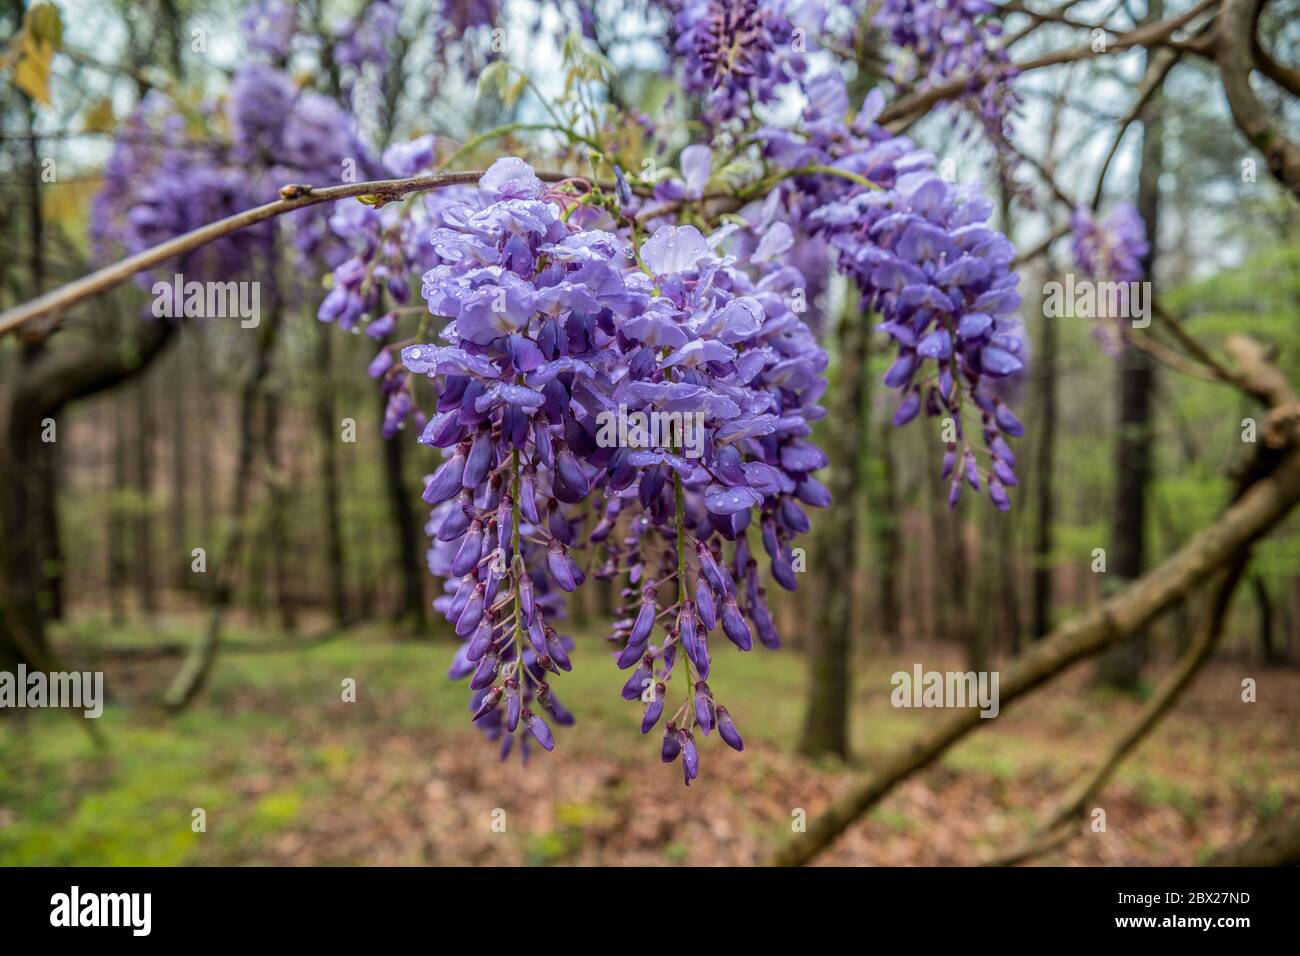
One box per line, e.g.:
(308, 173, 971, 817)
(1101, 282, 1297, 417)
(641, 683, 666, 733)
(694, 681, 715, 736)
(717, 705, 744, 751)
(525, 709, 555, 751)
(721, 596, 753, 651)
(705, 484, 764, 515)
(661, 722, 681, 763)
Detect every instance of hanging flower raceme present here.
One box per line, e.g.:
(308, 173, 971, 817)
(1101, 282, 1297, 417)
(671, 0, 804, 124)
(780, 73, 1027, 511)
(875, 0, 1021, 141)
(1070, 203, 1149, 284)
(400, 158, 830, 778)
(1068, 203, 1150, 355)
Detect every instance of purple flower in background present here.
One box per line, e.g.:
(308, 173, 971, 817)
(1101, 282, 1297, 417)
(672, 0, 802, 123)
(334, 0, 401, 72)
(1069, 203, 1150, 354)
(239, 0, 299, 60)
(1070, 203, 1149, 283)
(796, 70, 1026, 512)
(875, 0, 1021, 141)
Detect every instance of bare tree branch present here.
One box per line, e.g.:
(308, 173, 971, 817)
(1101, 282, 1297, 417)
(1217, 0, 1300, 197)
(881, 0, 1221, 129)
(985, 553, 1249, 866)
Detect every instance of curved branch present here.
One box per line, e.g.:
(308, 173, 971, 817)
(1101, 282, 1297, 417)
(880, 0, 1221, 128)
(1216, 0, 1300, 197)
(1251, 0, 1300, 96)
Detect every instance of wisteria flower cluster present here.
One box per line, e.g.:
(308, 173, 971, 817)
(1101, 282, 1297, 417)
(671, 0, 805, 124)
(400, 158, 831, 777)
(874, 0, 1022, 140)
(90, 92, 270, 285)
(748, 69, 1026, 511)
(1070, 203, 1150, 284)
(1068, 203, 1150, 355)
(91, 9, 385, 286)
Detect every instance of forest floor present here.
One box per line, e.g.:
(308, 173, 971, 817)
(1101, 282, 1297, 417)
(2, 611, 1297, 866)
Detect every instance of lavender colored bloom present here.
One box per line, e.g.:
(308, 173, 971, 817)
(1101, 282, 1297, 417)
(239, 0, 299, 60)
(1070, 204, 1149, 284)
(402, 158, 836, 773)
(717, 705, 744, 751)
(875, 0, 1021, 141)
(672, 0, 801, 124)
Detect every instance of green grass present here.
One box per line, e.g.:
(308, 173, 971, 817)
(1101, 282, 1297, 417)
(3, 617, 1288, 865)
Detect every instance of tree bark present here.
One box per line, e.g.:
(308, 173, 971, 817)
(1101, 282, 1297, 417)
(109, 393, 129, 625)
(797, 306, 866, 760)
(380, 389, 425, 629)
(1097, 10, 1164, 688)
(264, 387, 297, 632)
(169, 338, 189, 590)
(1251, 573, 1278, 664)
(1031, 280, 1059, 639)
(133, 374, 157, 616)
(0, 320, 175, 670)
(315, 321, 348, 625)
(875, 409, 903, 650)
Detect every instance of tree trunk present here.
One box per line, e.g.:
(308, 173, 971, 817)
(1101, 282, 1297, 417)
(169, 337, 189, 590)
(133, 374, 157, 617)
(797, 306, 866, 760)
(264, 388, 297, 632)
(315, 321, 348, 625)
(875, 410, 903, 650)
(0, 320, 175, 670)
(379, 383, 425, 630)
(0, 405, 52, 672)
(1031, 275, 1059, 639)
(1097, 11, 1165, 688)
(109, 393, 129, 625)
(1251, 573, 1278, 664)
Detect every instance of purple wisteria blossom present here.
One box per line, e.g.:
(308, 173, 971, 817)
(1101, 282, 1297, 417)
(1070, 203, 1150, 283)
(782, 70, 1026, 511)
(671, 0, 805, 124)
(875, 0, 1021, 140)
(401, 159, 831, 777)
